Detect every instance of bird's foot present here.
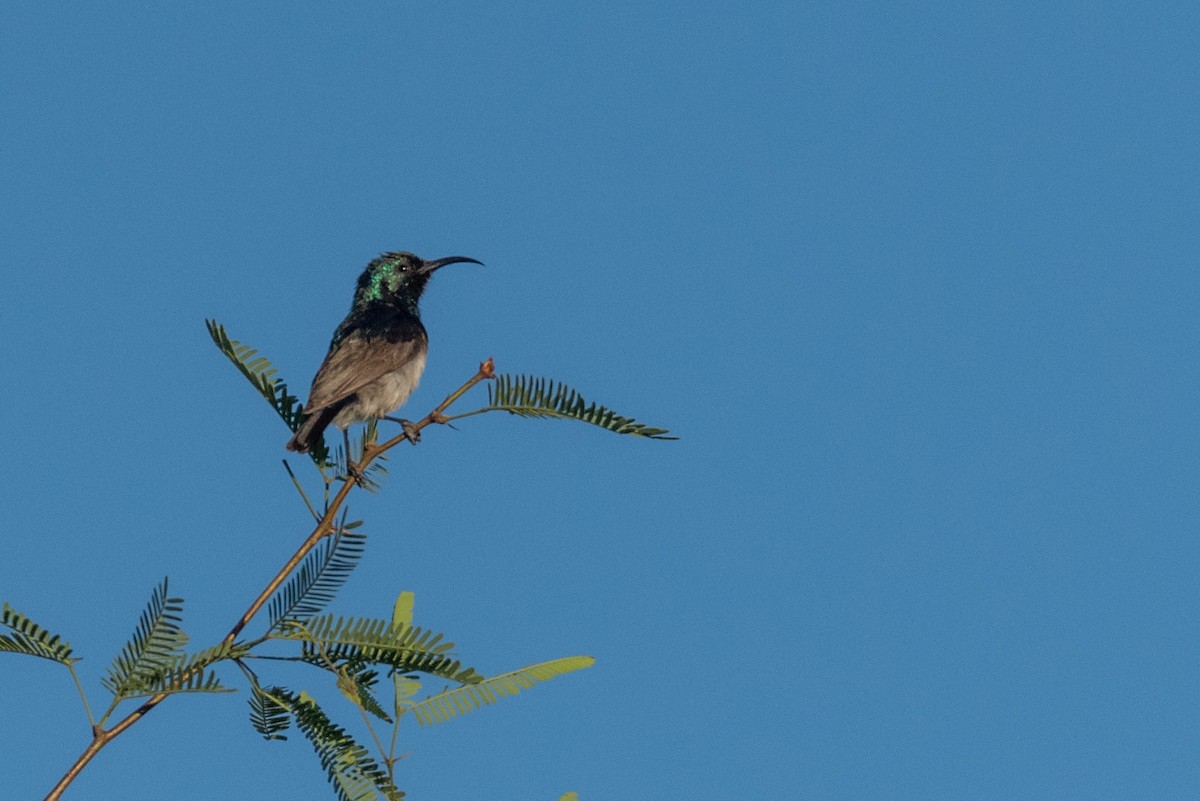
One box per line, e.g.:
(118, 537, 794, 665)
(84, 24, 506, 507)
(341, 429, 366, 485)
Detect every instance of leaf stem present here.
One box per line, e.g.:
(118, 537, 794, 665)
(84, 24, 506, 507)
(441, 407, 494, 422)
(66, 664, 95, 729)
(282, 460, 320, 522)
(357, 703, 390, 770)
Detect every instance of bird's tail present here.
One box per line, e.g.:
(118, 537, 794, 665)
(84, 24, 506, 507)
(286, 406, 338, 453)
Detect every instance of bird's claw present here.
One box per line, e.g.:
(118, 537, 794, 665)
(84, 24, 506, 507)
(401, 419, 421, 445)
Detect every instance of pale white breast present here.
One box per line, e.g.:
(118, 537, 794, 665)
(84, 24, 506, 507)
(331, 350, 428, 429)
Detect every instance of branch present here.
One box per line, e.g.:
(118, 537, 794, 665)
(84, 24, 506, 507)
(43, 359, 496, 801)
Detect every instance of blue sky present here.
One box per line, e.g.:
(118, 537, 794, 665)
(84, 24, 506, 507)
(3, 3, 1200, 799)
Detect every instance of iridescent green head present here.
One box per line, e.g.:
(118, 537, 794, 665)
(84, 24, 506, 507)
(353, 251, 483, 311)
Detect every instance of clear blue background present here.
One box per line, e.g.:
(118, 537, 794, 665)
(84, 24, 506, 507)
(3, 3, 1200, 799)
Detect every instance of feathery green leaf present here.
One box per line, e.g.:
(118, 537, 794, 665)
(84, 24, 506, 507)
(285, 689, 405, 801)
(118, 640, 247, 697)
(0, 602, 78, 666)
(482, 374, 676, 439)
(393, 673, 422, 718)
(337, 668, 393, 724)
(206, 319, 329, 464)
(102, 578, 188, 696)
(412, 656, 595, 726)
(177, 640, 250, 672)
(275, 615, 481, 684)
(120, 667, 232, 698)
(269, 525, 368, 630)
(391, 592, 415, 628)
(248, 683, 292, 741)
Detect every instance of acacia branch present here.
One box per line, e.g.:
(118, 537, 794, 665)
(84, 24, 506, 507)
(44, 358, 495, 801)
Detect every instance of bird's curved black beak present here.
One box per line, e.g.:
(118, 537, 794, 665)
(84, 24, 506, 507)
(420, 255, 484, 274)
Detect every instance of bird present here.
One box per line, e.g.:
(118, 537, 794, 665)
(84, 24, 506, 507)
(286, 250, 482, 455)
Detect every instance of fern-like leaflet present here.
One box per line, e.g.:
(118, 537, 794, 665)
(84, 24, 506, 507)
(268, 522, 368, 630)
(102, 578, 188, 696)
(117, 640, 245, 698)
(282, 689, 405, 801)
(206, 319, 330, 464)
(248, 683, 292, 741)
(336, 666, 393, 724)
(482, 374, 676, 439)
(411, 655, 595, 726)
(0, 602, 77, 665)
(120, 667, 231, 699)
(275, 615, 481, 684)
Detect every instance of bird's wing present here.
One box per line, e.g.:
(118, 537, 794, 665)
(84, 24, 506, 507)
(303, 332, 426, 412)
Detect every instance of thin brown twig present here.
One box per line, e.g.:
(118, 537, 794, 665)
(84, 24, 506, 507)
(43, 359, 495, 801)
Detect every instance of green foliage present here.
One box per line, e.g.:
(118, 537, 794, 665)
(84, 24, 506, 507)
(117, 640, 244, 698)
(8, 321, 658, 798)
(391, 592, 414, 628)
(275, 615, 481, 684)
(392, 672, 422, 718)
(283, 689, 406, 801)
(484, 374, 677, 439)
(248, 684, 292, 741)
(269, 524, 368, 630)
(103, 578, 189, 696)
(205, 319, 330, 465)
(411, 656, 595, 726)
(0, 603, 77, 666)
(120, 667, 231, 699)
(248, 585, 593, 796)
(176, 640, 248, 673)
(336, 667, 393, 724)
